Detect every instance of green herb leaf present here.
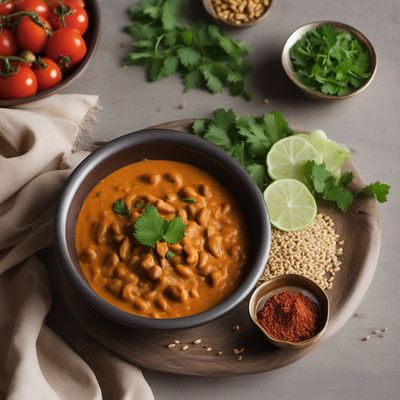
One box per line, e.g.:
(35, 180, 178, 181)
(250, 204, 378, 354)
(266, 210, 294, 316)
(134, 204, 168, 246)
(358, 182, 390, 203)
(290, 24, 372, 96)
(192, 109, 292, 191)
(112, 199, 130, 217)
(166, 250, 175, 259)
(124, 0, 252, 99)
(181, 197, 196, 204)
(162, 217, 186, 243)
(177, 47, 202, 68)
(134, 204, 186, 246)
(303, 161, 354, 212)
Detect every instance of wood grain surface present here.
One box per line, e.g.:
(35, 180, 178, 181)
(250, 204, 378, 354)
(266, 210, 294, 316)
(55, 120, 381, 377)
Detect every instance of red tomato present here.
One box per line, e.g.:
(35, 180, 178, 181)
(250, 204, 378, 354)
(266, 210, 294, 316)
(0, 66, 37, 99)
(15, 0, 49, 19)
(49, 0, 88, 35)
(33, 57, 62, 91)
(45, 27, 86, 69)
(0, 28, 17, 56)
(16, 15, 51, 53)
(0, 0, 15, 15)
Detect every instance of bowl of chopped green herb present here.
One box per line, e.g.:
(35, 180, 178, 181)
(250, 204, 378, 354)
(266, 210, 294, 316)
(281, 21, 377, 100)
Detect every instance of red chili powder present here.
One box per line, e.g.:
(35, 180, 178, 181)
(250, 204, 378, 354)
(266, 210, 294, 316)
(257, 291, 320, 342)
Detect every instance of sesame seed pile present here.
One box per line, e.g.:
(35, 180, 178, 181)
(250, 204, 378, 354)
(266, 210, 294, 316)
(260, 214, 344, 290)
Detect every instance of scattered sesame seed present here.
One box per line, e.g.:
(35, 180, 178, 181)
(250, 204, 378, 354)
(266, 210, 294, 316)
(381, 327, 388, 332)
(259, 214, 344, 290)
(233, 349, 240, 355)
(216, 351, 223, 356)
(232, 324, 240, 332)
(178, 100, 187, 109)
(372, 330, 380, 335)
(237, 355, 243, 361)
(206, 347, 213, 352)
(193, 339, 202, 345)
(181, 345, 189, 351)
(361, 336, 370, 341)
(167, 343, 176, 348)
(174, 340, 180, 344)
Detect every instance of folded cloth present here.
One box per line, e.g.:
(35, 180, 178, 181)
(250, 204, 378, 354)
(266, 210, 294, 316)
(0, 95, 154, 400)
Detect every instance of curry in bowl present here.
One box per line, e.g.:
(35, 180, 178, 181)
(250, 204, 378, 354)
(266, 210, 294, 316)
(75, 160, 248, 319)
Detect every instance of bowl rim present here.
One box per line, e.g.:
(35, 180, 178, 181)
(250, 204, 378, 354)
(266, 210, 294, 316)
(55, 129, 271, 330)
(248, 274, 330, 348)
(281, 20, 377, 100)
(0, 0, 102, 108)
(201, 0, 274, 29)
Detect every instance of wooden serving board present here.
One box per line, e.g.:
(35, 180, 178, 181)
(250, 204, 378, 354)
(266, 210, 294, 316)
(55, 120, 381, 377)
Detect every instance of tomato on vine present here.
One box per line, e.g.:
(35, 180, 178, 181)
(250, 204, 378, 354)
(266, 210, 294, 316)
(0, 28, 17, 56)
(15, 0, 49, 20)
(33, 56, 62, 91)
(45, 27, 86, 70)
(0, 0, 15, 16)
(16, 15, 52, 53)
(0, 64, 37, 99)
(48, 0, 88, 35)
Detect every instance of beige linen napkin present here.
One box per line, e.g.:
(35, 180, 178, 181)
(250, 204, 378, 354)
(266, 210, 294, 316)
(0, 95, 154, 400)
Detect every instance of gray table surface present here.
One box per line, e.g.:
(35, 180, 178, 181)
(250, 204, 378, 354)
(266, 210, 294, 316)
(61, 0, 400, 398)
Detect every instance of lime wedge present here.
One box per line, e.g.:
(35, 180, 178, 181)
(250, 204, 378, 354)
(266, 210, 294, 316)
(299, 129, 351, 173)
(263, 179, 317, 231)
(267, 136, 322, 182)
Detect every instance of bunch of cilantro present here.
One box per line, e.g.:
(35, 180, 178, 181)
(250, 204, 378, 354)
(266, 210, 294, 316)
(193, 109, 390, 212)
(290, 24, 372, 96)
(192, 108, 293, 191)
(303, 161, 390, 212)
(124, 0, 251, 100)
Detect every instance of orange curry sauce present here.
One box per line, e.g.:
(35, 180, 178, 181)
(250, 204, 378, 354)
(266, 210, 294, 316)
(75, 160, 248, 318)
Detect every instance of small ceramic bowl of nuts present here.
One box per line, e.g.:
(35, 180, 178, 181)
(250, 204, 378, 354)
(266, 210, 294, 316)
(202, 0, 273, 28)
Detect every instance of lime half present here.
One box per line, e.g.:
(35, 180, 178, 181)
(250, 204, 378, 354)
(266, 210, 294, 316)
(263, 179, 317, 231)
(267, 136, 322, 182)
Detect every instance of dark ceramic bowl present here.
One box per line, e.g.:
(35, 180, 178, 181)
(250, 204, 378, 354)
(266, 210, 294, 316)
(55, 129, 271, 330)
(0, 0, 101, 108)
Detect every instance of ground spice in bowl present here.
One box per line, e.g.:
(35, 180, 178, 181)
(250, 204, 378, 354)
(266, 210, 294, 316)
(257, 291, 320, 342)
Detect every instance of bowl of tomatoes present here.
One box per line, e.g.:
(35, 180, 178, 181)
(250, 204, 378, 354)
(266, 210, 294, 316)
(0, 0, 101, 106)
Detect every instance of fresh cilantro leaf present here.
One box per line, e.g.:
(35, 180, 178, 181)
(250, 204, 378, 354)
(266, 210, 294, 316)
(192, 118, 206, 136)
(303, 161, 332, 193)
(184, 69, 201, 90)
(203, 108, 236, 149)
(161, 0, 185, 30)
(162, 217, 186, 243)
(124, 0, 252, 99)
(177, 47, 202, 68)
(339, 172, 353, 188)
(200, 65, 224, 94)
(358, 182, 390, 203)
(181, 197, 196, 204)
(323, 184, 354, 212)
(303, 161, 354, 212)
(134, 204, 186, 246)
(134, 204, 167, 246)
(246, 163, 267, 189)
(290, 24, 372, 96)
(192, 109, 292, 191)
(112, 199, 130, 217)
(166, 250, 175, 259)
